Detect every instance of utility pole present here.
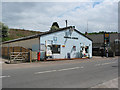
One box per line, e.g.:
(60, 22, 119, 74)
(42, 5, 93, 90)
(85, 21, 88, 35)
(87, 21, 88, 32)
(104, 32, 106, 57)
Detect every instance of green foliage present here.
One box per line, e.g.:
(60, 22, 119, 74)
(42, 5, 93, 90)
(50, 26, 59, 31)
(2, 37, 13, 41)
(16, 33, 25, 37)
(88, 31, 118, 35)
(50, 22, 59, 31)
(0, 22, 9, 42)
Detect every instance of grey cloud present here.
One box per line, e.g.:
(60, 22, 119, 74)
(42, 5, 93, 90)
(2, 2, 118, 33)
(2, 2, 36, 13)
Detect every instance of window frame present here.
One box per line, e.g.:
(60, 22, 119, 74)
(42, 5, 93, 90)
(52, 44, 61, 54)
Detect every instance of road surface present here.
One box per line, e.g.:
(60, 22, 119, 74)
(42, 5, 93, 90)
(2, 57, 118, 88)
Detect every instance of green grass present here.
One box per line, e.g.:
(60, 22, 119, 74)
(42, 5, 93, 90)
(16, 33, 25, 37)
(2, 37, 13, 42)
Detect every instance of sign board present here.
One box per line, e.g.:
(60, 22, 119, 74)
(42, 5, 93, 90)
(104, 33, 110, 46)
(53, 37, 57, 41)
(105, 33, 109, 38)
(64, 36, 78, 40)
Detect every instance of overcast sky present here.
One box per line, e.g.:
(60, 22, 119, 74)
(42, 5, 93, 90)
(2, 0, 118, 33)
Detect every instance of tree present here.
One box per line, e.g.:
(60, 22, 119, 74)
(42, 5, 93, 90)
(0, 22, 9, 42)
(50, 22, 59, 32)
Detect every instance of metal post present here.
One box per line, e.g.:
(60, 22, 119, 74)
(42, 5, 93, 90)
(80, 43, 81, 58)
(88, 44, 90, 58)
(45, 40, 47, 61)
(38, 36, 41, 61)
(51, 40, 53, 59)
(104, 33, 106, 57)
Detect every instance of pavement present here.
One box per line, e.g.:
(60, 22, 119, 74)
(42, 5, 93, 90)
(92, 78, 118, 88)
(1, 56, 118, 70)
(0, 57, 119, 88)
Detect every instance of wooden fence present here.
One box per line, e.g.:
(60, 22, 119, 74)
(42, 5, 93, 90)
(2, 46, 30, 60)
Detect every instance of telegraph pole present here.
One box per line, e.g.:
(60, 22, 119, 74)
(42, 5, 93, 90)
(87, 21, 88, 32)
(104, 32, 106, 57)
(85, 21, 88, 35)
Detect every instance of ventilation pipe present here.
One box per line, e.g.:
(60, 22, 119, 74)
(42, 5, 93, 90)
(65, 20, 67, 27)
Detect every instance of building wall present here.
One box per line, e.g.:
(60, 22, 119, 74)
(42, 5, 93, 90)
(2, 29, 92, 59)
(87, 33, 120, 56)
(38, 29, 92, 59)
(2, 38, 39, 49)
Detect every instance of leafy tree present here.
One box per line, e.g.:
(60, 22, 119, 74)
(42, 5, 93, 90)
(0, 22, 9, 42)
(50, 22, 59, 32)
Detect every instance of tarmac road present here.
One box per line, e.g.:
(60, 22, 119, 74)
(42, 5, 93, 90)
(1, 57, 118, 88)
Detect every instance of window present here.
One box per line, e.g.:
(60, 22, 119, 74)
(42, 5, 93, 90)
(115, 39, 120, 44)
(52, 45, 61, 54)
(53, 37, 57, 41)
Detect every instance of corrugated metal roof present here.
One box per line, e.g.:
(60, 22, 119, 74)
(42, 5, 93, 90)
(87, 33, 120, 44)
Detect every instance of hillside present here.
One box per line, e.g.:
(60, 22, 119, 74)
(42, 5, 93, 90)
(4, 29, 42, 41)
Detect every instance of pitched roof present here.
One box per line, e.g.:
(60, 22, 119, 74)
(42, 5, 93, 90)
(86, 33, 120, 43)
(2, 26, 92, 44)
(86, 34, 104, 43)
(74, 29, 92, 41)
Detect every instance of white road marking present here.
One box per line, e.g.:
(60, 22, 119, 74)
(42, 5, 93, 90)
(0, 75, 10, 79)
(95, 64, 101, 66)
(57, 67, 82, 71)
(35, 66, 83, 74)
(102, 63, 111, 65)
(96, 62, 117, 66)
(35, 70, 57, 74)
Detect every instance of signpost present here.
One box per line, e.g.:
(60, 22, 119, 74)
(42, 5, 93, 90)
(104, 33, 110, 46)
(104, 32, 110, 57)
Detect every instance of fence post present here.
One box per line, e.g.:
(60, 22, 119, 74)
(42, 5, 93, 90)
(30, 50, 32, 63)
(20, 47, 22, 52)
(7, 46, 9, 60)
(10, 52, 11, 64)
(13, 47, 14, 52)
(2, 47, 4, 58)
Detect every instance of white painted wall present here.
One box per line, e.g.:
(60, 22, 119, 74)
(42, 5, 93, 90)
(32, 29, 92, 59)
